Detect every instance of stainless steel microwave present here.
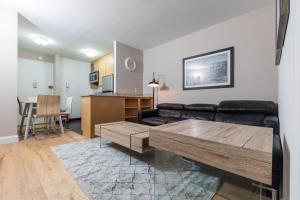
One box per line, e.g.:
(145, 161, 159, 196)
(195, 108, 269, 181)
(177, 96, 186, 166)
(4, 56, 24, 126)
(89, 71, 99, 83)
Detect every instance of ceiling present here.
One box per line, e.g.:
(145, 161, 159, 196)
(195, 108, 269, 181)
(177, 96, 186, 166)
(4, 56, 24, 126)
(1, 0, 272, 62)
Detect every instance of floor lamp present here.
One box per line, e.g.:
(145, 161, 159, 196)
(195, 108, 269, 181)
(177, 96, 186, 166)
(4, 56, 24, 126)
(148, 72, 159, 109)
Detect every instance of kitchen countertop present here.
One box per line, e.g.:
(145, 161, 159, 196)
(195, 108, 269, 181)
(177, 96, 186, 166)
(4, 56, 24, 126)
(81, 93, 152, 98)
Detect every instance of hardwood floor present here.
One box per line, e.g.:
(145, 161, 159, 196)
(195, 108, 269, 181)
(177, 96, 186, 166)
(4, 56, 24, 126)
(0, 132, 269, 200)
(0, 132, 88, 200)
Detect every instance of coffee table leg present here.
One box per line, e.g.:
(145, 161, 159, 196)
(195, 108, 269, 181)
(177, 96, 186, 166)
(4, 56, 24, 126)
(99, 125, 102, 148)
(129, 134, 132, 165)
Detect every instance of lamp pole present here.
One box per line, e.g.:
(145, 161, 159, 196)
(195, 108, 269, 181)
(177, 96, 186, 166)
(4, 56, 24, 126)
(152, 87, 155, 109)
(148, 72, 159, 110)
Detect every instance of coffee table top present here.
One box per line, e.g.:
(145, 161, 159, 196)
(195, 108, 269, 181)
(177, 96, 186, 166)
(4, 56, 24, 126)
(150, 119, 273, 153)
(99, 121, 150, 136)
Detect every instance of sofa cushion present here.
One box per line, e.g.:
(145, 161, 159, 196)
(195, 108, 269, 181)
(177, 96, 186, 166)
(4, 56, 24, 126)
(140, 116, 182, 126)
(217, 100, 277, 115)
(157, 103, 184, 110)
(139, 117, 167, 126)
(215, 113, 265, 126)
(181, 111, 215, 121)
(184, 104, 217, 112)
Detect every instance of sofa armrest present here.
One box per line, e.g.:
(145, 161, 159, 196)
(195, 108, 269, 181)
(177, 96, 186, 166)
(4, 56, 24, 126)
(138, 109, 158, 121)
(263, 115, 280, 135)
(272, 134, 283, 189)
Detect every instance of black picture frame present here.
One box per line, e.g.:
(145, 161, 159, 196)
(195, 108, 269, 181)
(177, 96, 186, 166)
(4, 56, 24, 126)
(276, 0, 290, 65)
(183, 47, 234, 90)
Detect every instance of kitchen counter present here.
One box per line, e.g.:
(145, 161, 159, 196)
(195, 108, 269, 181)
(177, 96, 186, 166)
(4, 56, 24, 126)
(81, 93, 152, 98)
(81, 94, 153, 138)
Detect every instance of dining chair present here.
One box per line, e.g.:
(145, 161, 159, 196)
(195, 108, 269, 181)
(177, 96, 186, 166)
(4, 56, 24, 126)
(31, 95, 64, 136)
(17, 97, 28, 134)
(60, 97, 73, 125)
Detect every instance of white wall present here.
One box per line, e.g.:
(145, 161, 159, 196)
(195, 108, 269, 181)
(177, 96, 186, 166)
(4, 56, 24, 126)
(0, 7, 18, 139)
(114, 41, 143, 94)
(19, 48, 54, 63)
(143, 5, 277, 105)
(18, 58, 54, 100)
(58, 57, 93, 118)
(278, 0, 300, 199)
(17, 49, 93, 119)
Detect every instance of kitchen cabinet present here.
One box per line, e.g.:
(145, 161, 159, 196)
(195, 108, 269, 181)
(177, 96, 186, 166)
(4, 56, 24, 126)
(91, 53, 113, 87)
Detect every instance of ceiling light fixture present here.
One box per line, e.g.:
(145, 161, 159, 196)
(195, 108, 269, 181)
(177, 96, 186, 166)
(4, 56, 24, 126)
(82, 49, 98, 58)
(32, 35, 50, 46)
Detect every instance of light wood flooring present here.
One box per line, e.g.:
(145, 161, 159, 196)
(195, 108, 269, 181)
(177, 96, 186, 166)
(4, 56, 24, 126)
(0, 132, 270, 200)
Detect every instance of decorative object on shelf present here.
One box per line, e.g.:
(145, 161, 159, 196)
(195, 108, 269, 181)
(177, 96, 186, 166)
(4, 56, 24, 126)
(183, 47, 234, 90)
(148, 72, 159, 109)
(276, 0, 290, 65)
(124, 57, 136, 72)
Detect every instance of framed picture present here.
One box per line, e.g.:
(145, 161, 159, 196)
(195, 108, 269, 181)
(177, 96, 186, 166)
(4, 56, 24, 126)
(276, 0, 290, 65)
(183, 47, 234, 90)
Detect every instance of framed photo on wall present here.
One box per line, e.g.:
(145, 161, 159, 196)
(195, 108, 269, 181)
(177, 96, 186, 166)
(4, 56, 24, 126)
(275, 0, 290, 65)
(183, 47, 234, 90)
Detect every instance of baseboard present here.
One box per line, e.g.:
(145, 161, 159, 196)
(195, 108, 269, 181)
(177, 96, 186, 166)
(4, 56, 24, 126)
(69, 118, 81, 121)
(0, 134, 19, 144)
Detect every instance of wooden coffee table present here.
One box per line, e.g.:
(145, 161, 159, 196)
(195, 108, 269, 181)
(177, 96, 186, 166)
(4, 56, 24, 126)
(95, 121, 153, 153)
(149, 119, 273, 186)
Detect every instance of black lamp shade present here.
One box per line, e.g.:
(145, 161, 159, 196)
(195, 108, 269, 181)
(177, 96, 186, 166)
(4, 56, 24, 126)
(148, 72, 159, 87)
(148, 79, 159, 87)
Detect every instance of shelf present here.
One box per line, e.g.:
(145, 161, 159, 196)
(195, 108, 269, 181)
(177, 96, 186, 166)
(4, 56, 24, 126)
(141, 106, 151, 109)
(125, 107, 138, 109)
(125, 98, 138, 108)
(90, 82, 99, 89)
(125, 116, 137, 119)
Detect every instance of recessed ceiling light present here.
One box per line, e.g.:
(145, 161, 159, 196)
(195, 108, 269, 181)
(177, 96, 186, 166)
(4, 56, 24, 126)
(38, 56, 43, 60)
(82, 49, 98, 58)
(32, 35, 50, 46)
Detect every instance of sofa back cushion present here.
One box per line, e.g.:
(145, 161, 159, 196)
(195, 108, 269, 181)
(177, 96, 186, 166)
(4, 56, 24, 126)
(217, 100, 277, 115)
(159, 109, 182, 118)
(184, 104, 217, 112)
(215, 113, 265, 126)
(215, 100, 279, 130)
(157, 103, 184, 118)
(157, 103, 184, 110)
(182, 104, 217, 120)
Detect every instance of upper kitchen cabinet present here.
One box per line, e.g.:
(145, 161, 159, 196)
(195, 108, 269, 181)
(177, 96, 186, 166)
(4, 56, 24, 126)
(92, 53, 114, 86)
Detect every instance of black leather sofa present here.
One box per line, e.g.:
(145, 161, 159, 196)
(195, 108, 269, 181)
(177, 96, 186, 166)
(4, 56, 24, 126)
(138, 100, 283, 191)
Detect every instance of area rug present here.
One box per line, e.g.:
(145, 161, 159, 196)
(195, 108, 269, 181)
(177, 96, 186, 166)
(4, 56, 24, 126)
(52, 138, 221, 200)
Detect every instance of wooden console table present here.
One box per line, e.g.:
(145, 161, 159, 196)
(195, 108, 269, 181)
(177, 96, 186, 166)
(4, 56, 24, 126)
(149, 119, 273, 185)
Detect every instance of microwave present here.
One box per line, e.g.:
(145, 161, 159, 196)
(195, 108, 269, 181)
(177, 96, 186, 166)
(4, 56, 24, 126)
(89, 71, 99, 83)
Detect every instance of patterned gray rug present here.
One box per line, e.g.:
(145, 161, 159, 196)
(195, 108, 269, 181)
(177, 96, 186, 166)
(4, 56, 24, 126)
(52, 138, 221, 200)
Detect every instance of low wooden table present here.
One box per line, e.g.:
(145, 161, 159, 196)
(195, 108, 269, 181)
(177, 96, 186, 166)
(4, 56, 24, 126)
(95, 121, 153, 153)
(149, 119, 273, 186)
